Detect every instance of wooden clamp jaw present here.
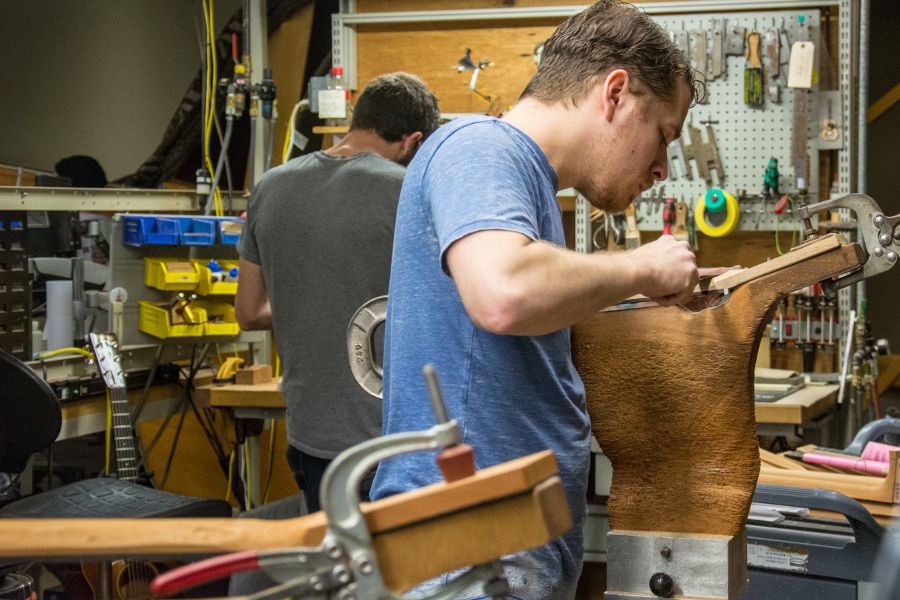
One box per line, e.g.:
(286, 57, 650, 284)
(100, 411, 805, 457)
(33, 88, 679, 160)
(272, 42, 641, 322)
(573, 233, 865, 599)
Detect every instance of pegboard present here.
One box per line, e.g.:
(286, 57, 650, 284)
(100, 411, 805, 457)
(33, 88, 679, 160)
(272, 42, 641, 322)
(634, 9, 821, 232)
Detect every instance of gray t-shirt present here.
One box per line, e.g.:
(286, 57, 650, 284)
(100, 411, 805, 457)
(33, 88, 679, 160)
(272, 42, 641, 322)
(237, 151, 404, 458)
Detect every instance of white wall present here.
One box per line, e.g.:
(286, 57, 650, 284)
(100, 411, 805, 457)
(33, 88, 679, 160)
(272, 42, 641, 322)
(0, 0, 241, 181)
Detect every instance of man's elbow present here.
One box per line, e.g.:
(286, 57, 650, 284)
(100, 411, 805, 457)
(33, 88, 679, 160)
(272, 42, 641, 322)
(235, 310, 258, 330)
(235, 304, 268, 330)
(465, 285, 528, 335)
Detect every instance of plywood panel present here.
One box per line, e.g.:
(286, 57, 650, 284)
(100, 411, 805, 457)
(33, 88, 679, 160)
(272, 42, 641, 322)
(268, 3, 315, 166)
(356, 22, 556, 114)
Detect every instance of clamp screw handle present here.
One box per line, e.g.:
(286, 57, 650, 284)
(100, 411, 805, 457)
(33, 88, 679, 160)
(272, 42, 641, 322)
(423, 364, 450, 424)
(423, 364, 477, 482)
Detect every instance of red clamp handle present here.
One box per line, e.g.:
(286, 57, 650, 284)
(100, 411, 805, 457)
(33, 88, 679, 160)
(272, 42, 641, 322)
(150, 550, 260, 597)
(774, 194, 791, 215)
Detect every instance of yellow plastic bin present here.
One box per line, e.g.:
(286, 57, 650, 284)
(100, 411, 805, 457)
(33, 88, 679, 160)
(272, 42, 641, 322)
(193, 259, 239, 296)
(138, 300, 207, 338)
(201, 301, 240, 336)
(144, 258, 200, 291)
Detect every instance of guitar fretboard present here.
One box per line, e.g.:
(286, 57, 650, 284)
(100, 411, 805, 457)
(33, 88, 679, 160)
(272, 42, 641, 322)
(110, 388, 138, 482)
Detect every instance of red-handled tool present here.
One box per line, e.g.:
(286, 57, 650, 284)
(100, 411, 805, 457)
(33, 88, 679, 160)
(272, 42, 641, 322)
(662, 197, 677, 235)
(151, 551, 259, 597)
(773, 194, 791, 215)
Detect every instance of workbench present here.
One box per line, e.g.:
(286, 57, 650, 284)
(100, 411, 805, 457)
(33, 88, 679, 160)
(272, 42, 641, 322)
(755, 384, 839, 446)
(196, 379, 286, 509)
(196, 377, 840, 508)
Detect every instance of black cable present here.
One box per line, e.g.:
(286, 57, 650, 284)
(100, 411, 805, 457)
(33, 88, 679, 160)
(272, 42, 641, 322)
(188, 0, 207, 67)
(131, 343, 164, 427)
(159, 398, 189, 489)
(136, 344, 199, 468)
(156, 343, 205, 487)
(183, 346, 228, 462)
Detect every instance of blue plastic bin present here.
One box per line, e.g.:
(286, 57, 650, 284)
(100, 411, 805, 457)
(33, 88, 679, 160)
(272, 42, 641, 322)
(217, 218, 244, 245)
(122, 215, 180, 246)
(175, 217, 216, 246)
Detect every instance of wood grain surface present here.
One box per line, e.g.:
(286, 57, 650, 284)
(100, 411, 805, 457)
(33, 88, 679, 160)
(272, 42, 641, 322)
(573, 242, 864, 536)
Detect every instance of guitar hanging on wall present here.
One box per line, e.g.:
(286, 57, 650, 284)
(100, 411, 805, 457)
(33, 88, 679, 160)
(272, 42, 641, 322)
(83, 332, 160, 600)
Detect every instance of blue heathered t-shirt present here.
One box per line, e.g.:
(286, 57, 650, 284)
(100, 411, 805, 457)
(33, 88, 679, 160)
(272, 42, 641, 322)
(371, 115, 591, 595)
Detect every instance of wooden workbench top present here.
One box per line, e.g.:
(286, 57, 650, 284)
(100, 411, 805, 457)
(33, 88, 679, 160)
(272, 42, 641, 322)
(197, 376, 837, 425)
(195, 378, 284, 409)
(754, 383, 838, 425)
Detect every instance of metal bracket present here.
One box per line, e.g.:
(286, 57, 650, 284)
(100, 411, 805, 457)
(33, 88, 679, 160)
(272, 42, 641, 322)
(682, 125, 725, 186)
(708, 19, 726, 79)
(605, 530, 748, 600)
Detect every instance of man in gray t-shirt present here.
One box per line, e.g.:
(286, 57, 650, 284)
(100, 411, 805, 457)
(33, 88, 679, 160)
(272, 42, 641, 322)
(235, 72, 439, 513)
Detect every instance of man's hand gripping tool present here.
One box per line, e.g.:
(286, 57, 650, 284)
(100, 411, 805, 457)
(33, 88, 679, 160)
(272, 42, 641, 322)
(150, 365, 508, 600)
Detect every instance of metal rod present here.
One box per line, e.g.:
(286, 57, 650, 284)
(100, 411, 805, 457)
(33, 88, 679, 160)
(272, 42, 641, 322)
(838, 309, 857, 404)
(422, 364, 450, 425)
(855, 0, 870, 314)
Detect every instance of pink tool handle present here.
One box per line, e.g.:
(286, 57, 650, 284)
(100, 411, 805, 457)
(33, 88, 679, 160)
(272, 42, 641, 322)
(861, 441, 899, 464)
(802, 452, 890, 476)
(150, 550, 260, 597)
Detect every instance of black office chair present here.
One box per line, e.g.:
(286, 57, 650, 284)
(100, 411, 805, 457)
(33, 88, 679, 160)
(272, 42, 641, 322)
(0, 348, 233, 596)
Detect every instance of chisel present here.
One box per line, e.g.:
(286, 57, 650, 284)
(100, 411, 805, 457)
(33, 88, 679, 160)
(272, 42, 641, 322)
(744, 31, 764, 107)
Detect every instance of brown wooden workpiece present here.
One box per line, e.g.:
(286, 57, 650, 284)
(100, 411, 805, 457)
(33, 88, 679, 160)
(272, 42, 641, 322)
(0, 451, 570, 593)
(573, 240, 864, 536)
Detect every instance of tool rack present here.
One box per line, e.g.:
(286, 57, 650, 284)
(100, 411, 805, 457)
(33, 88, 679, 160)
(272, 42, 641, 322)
(0, 210, 31, 359)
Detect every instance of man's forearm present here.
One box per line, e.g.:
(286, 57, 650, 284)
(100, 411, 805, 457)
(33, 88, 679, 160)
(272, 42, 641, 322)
(448, 231, 697, 337)
(451, 237, 641, 335)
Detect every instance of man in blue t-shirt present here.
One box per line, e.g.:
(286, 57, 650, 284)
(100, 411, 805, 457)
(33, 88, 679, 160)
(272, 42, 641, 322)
(372, 2, 707, 598)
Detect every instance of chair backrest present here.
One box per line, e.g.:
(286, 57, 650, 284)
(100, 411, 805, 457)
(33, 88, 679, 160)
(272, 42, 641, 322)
(0, 349, 62, 474)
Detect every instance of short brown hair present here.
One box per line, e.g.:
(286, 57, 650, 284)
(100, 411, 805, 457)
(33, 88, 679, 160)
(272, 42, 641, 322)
(521, 0, 704, 106)
(351, 72, 441, 142)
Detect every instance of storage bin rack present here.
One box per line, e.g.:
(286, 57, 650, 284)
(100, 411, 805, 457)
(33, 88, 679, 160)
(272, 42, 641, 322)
(122, 214, 243, 247)
(201, 301, 240, 336)
(143, 258, 200, 291)
(138, 300, 207, 338)
(194, 259, 239, 296)
(0, 211, 31, 359)
(127, 214, 243, 339)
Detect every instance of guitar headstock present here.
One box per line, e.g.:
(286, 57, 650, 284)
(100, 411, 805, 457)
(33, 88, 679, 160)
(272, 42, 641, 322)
(88, 332, 126, 390)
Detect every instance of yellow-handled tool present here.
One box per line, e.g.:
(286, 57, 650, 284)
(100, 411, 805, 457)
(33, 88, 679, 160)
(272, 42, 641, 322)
(215, 356, 245, 383)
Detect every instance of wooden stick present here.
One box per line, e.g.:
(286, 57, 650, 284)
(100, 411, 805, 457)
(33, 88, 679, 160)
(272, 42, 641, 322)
(617, 233, 846, 306)
(0, 451, 571, 594)
(705, 233, 843, 291)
